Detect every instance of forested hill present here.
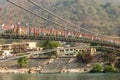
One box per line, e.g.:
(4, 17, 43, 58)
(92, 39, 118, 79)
(0, 0, 120, 36)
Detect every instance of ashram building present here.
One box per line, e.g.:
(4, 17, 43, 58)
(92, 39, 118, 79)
(56, 47, 96, 57)
(0, 42, 37, 54)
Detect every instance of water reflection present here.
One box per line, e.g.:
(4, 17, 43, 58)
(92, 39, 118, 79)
(0, 73, 120, 80)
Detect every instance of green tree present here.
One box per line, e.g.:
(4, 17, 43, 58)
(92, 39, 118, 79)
(90, 63, 103, 73)
(103, 65, 119, 73)
(41, 40, 61, 57)
(42, 40, 60, 49)
(17, 56, 28, 68)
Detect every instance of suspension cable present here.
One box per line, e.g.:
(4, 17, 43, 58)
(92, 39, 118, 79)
(28, 0, 78, 29)
(7, 0, 81, 32)
(7, 0, 120, 39)
(28, 0, 99, 34)
(7, 0, 68, 30)
(28, 0, 120, 39)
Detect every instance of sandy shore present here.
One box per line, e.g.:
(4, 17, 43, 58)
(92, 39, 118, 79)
(0, 67, 90, 74)
(0, 68, 29, 74)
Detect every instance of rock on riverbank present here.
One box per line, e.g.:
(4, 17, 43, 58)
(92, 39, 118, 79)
(0, 68, 29, 74)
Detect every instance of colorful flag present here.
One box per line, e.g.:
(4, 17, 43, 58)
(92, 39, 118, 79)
(10, 24, 14, 29)
(17, 20, 21, 25)
(1, 23, 5, 30)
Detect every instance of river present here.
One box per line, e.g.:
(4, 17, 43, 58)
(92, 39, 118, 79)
(0, 73, 120, 80)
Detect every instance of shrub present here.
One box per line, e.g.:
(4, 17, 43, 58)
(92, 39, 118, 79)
(90, 63, 103, 73)
(17, 56, 28, 68)
(76, 53, 83, 62)
(76, 51, 92, 63)
(103, 65, 119, 73)
(115, 59, 120, 69)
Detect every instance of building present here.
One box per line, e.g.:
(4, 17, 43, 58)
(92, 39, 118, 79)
(57, 47, 96, 57)
(0, 42, 37, 54)
(27, 42, 37, 49)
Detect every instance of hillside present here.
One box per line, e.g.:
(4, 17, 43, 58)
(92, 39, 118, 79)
(0, 0, 120, 36)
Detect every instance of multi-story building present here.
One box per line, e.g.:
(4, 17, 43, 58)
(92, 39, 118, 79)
(0, 42, 37, 54)
(57, 47, 96, 57)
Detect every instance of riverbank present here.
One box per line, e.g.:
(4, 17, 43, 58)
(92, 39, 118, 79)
(0, 68, 29, 74)
(0, 68, 90, 74)
(0, 57, 92, 74)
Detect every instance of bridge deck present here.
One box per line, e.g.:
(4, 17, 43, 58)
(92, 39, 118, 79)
(0, 34, 120, 49)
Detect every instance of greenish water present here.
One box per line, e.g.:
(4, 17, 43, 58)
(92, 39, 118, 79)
(0, 73, 120, 80)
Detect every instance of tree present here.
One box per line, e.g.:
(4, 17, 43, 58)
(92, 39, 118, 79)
(40, 40, 61, 57)
(83, 53, 92, 63)
(76, 52, 83, 62)
(90, 63, 103, 73)
(77, 51, 92, 63)
(103, 53, 117, 66)
(42, 40, 60, 49)
(103, 65, 119, 73)
(17, 56, 28, 68)
(115, 58, 120, 69)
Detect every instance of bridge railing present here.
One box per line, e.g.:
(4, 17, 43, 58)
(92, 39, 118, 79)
(0, 29, 120, 50)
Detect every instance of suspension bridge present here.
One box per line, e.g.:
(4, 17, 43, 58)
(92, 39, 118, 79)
(0, 0, 120, 50)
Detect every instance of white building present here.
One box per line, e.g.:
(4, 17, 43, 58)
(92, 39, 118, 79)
(57, 47, 96, 57)
(27, 42, 37, 49)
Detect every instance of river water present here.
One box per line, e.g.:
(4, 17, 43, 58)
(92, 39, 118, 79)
(0, 73, 120, 80)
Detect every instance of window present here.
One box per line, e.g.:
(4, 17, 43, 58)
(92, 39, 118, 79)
(60, 50, 64, 52)
(66, 49, 69, 51)
(70, 49, 73, 51)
